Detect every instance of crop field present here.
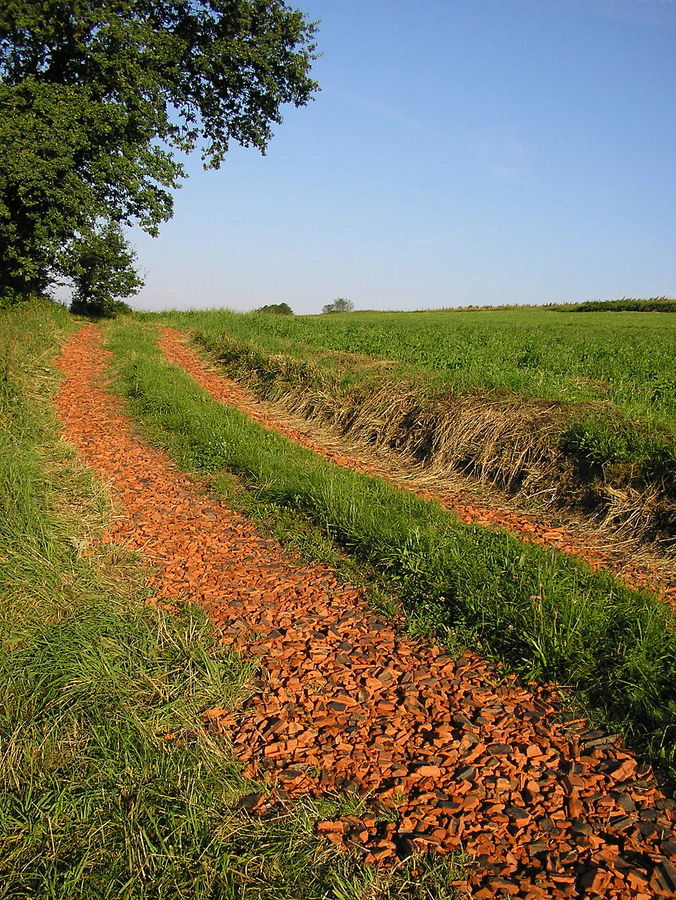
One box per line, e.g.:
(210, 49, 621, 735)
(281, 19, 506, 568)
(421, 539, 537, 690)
(146, 306, 676, 432)
(144, 305, 676, 547)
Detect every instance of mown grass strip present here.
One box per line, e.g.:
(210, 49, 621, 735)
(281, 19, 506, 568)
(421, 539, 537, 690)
(0, 302, 466, 899)
(107, 321, 676, 784)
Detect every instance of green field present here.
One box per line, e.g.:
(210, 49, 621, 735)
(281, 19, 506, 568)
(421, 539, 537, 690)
(2, 300, 675, 895)
(142, 306, 676, 541)
(144, 306, 676, 432)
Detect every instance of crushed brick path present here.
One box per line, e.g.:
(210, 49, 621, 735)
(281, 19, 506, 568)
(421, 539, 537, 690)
(55, 326, 676, 899)
(159, 328, 675, 606)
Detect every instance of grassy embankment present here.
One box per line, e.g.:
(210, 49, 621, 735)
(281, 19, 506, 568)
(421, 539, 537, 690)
(0, 301, 466, 899)
(139, 305, 676, 543)
(107, 320, 676, 785)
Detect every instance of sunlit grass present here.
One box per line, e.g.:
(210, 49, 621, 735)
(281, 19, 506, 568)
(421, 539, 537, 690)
(138, 305, 676, 433)
(108, 319, 676, 786)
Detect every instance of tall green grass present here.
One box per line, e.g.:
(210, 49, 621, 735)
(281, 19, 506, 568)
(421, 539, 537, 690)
(0, 302, 466, 899)
(108, 321, 676, 785)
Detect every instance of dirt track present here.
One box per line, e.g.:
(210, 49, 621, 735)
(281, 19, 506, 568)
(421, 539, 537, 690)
(159, 328, 675, 606)
(55, 325, 676, 899)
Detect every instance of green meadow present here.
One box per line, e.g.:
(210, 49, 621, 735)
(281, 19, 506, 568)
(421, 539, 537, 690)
(142, 305, 676, 538)
(107, 319, 676, 782)
(142, 305, 676, 432)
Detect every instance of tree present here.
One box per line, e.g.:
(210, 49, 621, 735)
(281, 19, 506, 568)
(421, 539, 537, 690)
(254, 302, 293, 314)
(0, 1, 318, 303)
(67, 223, 144, 317)
(322, 298, 354, 314)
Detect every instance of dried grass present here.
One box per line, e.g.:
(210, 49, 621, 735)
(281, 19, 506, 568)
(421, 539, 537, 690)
(205, 336, 675, 551)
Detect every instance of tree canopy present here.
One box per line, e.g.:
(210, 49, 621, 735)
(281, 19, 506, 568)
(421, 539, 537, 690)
(322, 298, 354, 314)
(254, 302, 293, 314)
(0, 1, 318, 306)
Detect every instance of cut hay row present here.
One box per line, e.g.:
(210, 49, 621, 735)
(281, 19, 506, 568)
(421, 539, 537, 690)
(190, 330, 675, 549)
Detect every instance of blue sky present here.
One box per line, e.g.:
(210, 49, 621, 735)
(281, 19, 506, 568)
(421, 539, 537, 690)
(131, 0, 676, 313)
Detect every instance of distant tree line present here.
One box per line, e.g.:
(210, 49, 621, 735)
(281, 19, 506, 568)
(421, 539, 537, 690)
(250, 298, 357, 316)
(559, 298, 676, 313)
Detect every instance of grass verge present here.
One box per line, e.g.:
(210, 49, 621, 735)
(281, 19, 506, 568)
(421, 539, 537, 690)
(106, 320, 676, 788)
(0, 301, 467, 899)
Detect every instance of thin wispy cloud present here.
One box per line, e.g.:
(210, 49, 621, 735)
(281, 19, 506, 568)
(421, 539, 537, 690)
(324, 86, 428, 134)
(478, 134, 533, 187)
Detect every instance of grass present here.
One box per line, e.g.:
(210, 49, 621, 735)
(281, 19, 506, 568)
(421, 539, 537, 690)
(107, 319, 676, 787)
(138, 304, 676, 435)
(0, 300, 468, 899)
(136, 306, 676, 536)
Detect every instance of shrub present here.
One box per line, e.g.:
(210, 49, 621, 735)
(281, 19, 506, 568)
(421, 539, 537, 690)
(254, 302, 293, 315)
(322, 298, 354, 314)
(67, 223, 142, 318)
